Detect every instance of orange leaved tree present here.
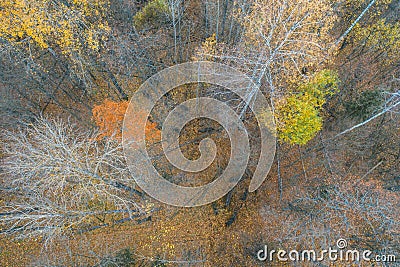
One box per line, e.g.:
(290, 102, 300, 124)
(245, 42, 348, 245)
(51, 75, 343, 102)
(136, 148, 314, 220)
(92, 99, 160, 141)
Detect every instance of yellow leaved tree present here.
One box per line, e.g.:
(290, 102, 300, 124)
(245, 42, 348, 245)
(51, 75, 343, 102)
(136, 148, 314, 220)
(275, 70, 339, 145)
(0, 0, 110, 51)
(0, 0, 110, 79)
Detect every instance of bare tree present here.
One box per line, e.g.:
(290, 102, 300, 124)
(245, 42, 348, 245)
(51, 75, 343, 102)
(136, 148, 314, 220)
(0, 116, 151, 241)
(335, 89, 400, 137)
(200, 0, 336, 116)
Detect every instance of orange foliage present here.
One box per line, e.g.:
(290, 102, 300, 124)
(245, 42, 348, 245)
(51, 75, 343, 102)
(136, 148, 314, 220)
(92, 99, 160, 141)
(92, 99, 128, 139)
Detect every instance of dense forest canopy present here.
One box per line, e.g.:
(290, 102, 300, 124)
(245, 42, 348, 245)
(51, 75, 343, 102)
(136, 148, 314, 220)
(0, 0, 399, 266)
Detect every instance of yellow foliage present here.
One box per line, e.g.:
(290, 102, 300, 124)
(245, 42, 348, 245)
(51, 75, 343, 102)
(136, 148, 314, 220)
(351, 19, 400, 65)
(193, 33, 217, 61)
(274, 70, 339, 145)
(342, 0, 393, 23)
(275, 93, 323, 145)
(133, 0, 170, 30)
(0, 0, 110, 54)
